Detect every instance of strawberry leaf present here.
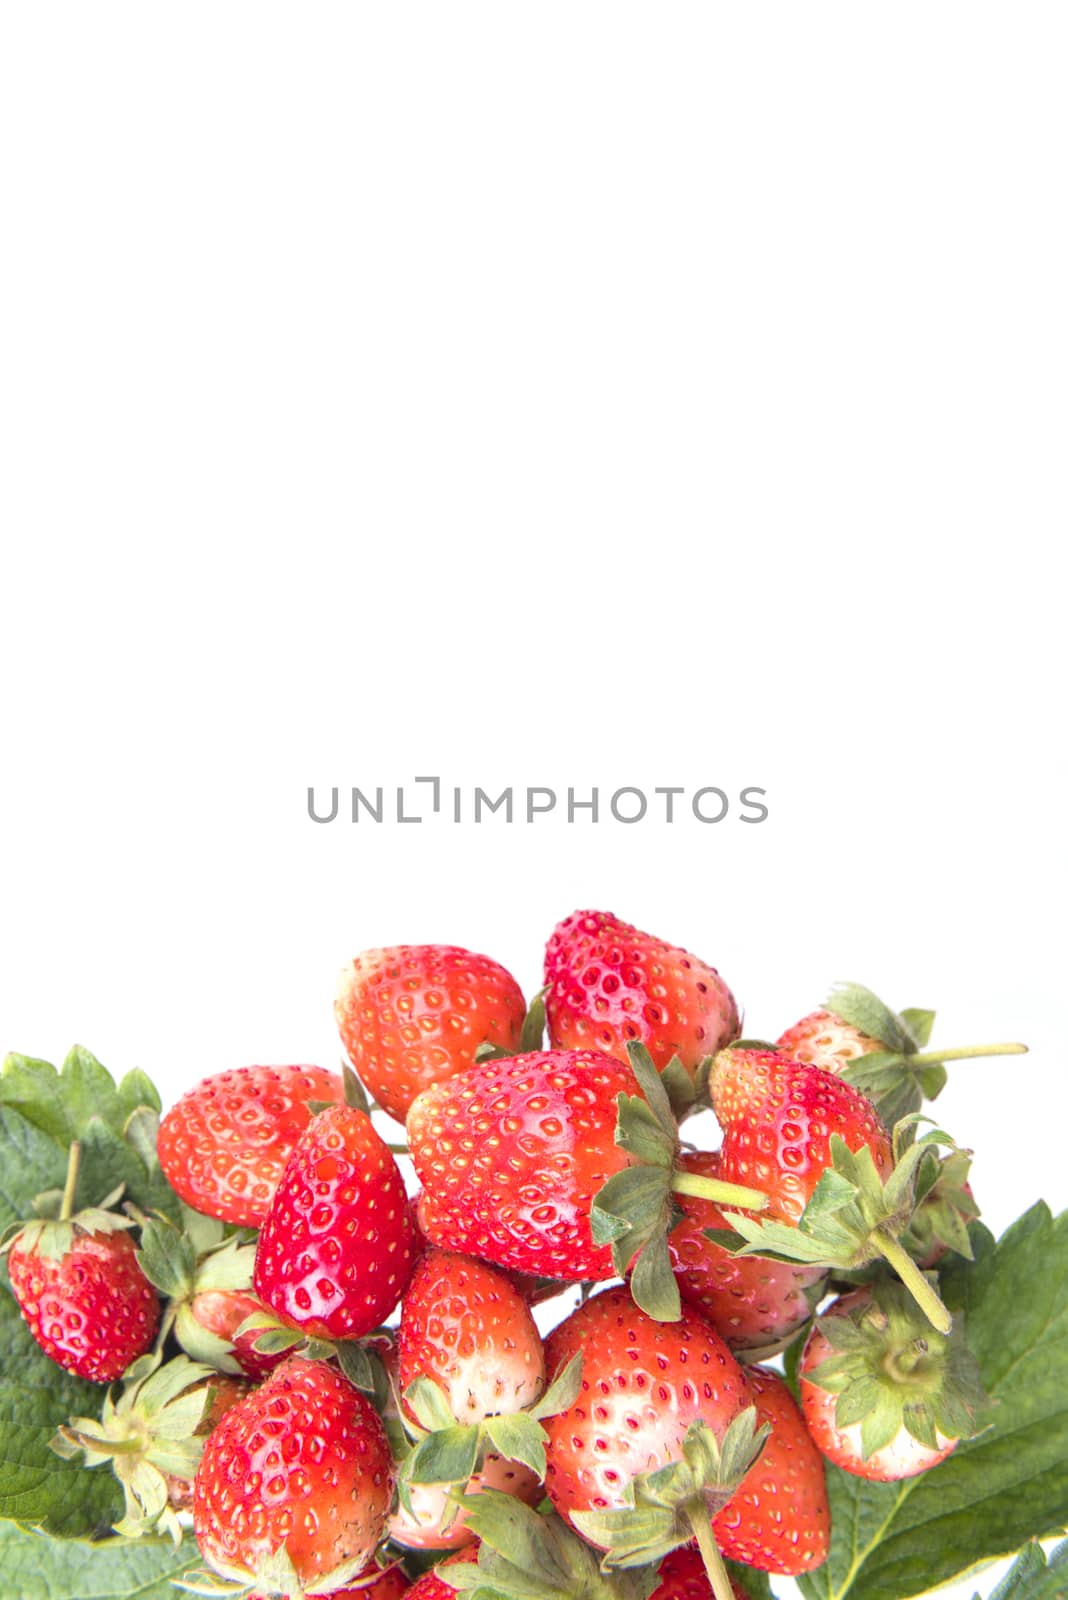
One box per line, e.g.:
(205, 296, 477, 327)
(0, 1523, 199, 1599)
(973, 1539, 1068, 1600)
(797, 1203, 1068, 1600)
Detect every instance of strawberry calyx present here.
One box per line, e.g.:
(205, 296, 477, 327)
(136, 1207, 259, 1374)
(821, 984, 1027, 1128)
(570, 1410, 769, 1600)
(396, 1354, 584, 1521)
(49, 1350, 217, 1542)
(901, 1148, 980, 1265)
(802, 1280, 989, 1460)
(590, 1044, 769, 1323)
(708, 1119, 962, 1333)
(442, 1489, 657, 1600)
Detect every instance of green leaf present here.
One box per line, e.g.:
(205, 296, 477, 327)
(0, 1523, 199, 1599)
(0, 1275, 124, 1536)
(975, 1538, 1068, 1600)
(797, 1204, 1068, 1600)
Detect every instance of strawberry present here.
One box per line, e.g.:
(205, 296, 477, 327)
(651, 1549, 751, 1600)
(542, 1286, 764, 1600)
(799, 1283, 987, 1482)
(335, 944, 527, 1122)
(405, 1548, 479, 1600)
(711, 1365, 829, 1574)
(157, 1063, 344, 1226)
(408, 1046, 767, 1319)
(667, 1150, 825, 1353)
(544, 910, 739, 1084)
(776, 983, 1027, 1128)
(399, 1247, 546, 1422)
(708, 1048, 959, 1333)
(192, 1355, 394, 1593)
(254, 1103, 416, 1342)
(711, 1048, 893, 1225)
(188, 1287, 289, 1379)
(3, 1142, 159, 1383)
(389, 1455, 543, 1553)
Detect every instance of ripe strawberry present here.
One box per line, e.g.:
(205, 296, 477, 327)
(651, 1548, 751, 1600)
(711, 1049, 893, 1225)
(336, 944, 527, 1122)
(254, 1104, 416, 1341)
(405, 1549, 479, 1600)
(544, 910, 739, 1082)
(193, 1355, 394, 1592)
(800, 1285, 987, 1482)
(711, 1365, 829, 1574)
(157, 1063, 344, 1226)
(542, 1287, 753, 1541)
(667, 1150, 825, 1352)
(399, 1247, 546, 1422)
(188, 1287, 289, 1379)
(408, 1048, 766, 1309)
(3, 1143, 159, 1383)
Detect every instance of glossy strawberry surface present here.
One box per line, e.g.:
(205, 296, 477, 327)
(399, 1247, 545, 1423)
(667, 1150, 824, 1350)
(7, 1228, 159, 1382)
(158, 1063, 344, 1226)
(711, 1050, 892, 1224)
(407, 1049, 637, 1280)
(542, 1286, 747, 1530)
(193, 1356, 393, 1589)
(712, 1365, 829, 1574)
(651, 1547, 752, 1599)
(336, 944, 526, 1122)
(544, 910, 739, 1077)
(254, 1104, 416, 1341)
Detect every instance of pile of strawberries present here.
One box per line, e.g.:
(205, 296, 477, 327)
(1, 910, 1027, 1600)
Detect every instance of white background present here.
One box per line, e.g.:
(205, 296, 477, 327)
(1, 8, 1065, 1598)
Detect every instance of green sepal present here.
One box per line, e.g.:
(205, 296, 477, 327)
(336, 1340, 390, 1409)
(443, 1490, 658, 1600)
(571, 1409, 769, 1570)
(481, 1411, 549, 1477)
(826, 983, 920, 1055)
(520, 988, 548, 1053)
(405, 1374, 460, 1434)
(804, 1277, 990, 1460)
(528, 1352, 583, 1422)
(342, 1061, 371, 1112)
(900, 1008, 937, 1049)
(403, 1423, 482, 1486)
(628, 1230, 682, 1323)
(903, 1146, 980, 1263)
(137, 1213, 199, 1298)
(232, 1310, 305, 1357)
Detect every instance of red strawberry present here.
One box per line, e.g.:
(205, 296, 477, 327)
(542, 1286, 751, 1536)
(776, 1009, 883, 1073)
(254, 1104, 416, 1341)
(192, 1355, 393, 1592)
(336, 944, 526, 1122)
(405, 1549, 479, 1600)
(544, 910, 739, 1081)
(651, 1548, 751, 1600)
(712, 1365, 829, 1574)
(667, 1150, 824, 1352)
(799, 1285, 986, 1482)
(158, 1064, 344, 1226)
(711, 1049, 892, 1225)
(399, 1248, 546, 1422)
(188, 1287, 289, 1379)
(408, 1049, 637, 1281)
(4, 1144, 159, 1383)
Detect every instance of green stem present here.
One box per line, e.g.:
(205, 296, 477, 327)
(386, 1143, 410, 1156)
(910, 1042, 1027, 1066)
(687, 1501, 735, 1600)
(60, 1142, 82, 1221)
(871, 1228, 951, 1334)
(671, 1171, 769, 1213)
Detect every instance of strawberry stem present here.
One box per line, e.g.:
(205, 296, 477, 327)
(671, 1171, 769, 1212)
(60, 1141, 82, 1222)
(909, 1042, 1028, 1066)
(871, 1227, 952, 1334)
(687, 1500, 735, 1600)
